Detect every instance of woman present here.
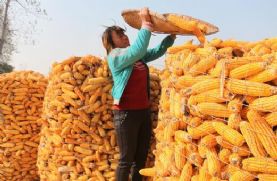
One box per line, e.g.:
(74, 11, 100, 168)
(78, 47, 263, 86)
(102, 8, 175, 181)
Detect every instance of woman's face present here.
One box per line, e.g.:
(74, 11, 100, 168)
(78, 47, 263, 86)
(111, 30, 130, 48)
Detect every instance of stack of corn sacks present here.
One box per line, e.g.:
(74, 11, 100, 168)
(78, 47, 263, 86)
(0, 71, 47, 181)
(37, 56, 161, 181)
(140, 37, 277, 181)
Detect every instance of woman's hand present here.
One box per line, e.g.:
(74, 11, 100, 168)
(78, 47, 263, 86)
(139, 7, 152, 24)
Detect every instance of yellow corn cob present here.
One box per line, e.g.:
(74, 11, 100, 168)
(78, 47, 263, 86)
(210, 61, 229, 80)
(226, 78, 277, 96)
(257, 174, 277, 181)
(193, 26, 206, 44)
(167, 14, 198, 32)
(189, 89, 231, 104)
(174, 130, 192, 143)
(175, 75, 212, 88)
(247, 67, 277, 83)
(167, 42, 199, 54)
(229, 170, 255, 181)
(206, 150, 221, 177)
(227, 55, 269, 69)
(213, 122, 244, 146)
(249, 95, 277, 112)
(265, 112, 277, 127)
(169, 89, 175, 116)
(0, 143, 15, 147)
(198, 143, 209, 158)
(229, 62, 267, 79)
(218, 148, 232, 164)
(182, 52, 200, 71)
(186, 78, 220, 95)
(196, 103, 232, 118)
(189, 56, 217, 76)
(200, 135, 217, 148)
(188, 152, 203, 167)
(227, 113, 241, 130)
(187, 116, 203, 127)
(227, 96, 243, 113)
(139, 167, 156, 177)
(247, 110, 277, 159)
(73, 146, 92, 155)
(187, 121, 216, 139)
(164, 121, 179, 142)
(242, 157, 277, 174)
(208, 38, 222, 47)
(174, 144, 186, 170)
(174, 92, 182, 118)
(199, 160, 212, 181)
(239, 121, 267, 157)
(179, 162, 192, 181)
(229, 153, 241, 166)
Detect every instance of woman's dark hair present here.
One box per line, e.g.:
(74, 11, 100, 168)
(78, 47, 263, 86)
(102, 26, 126, 54)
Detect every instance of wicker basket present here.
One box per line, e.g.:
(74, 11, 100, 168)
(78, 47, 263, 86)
(121, 9, 219, 35)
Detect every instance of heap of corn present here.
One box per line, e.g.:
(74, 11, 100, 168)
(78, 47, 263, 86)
(37, 56, 161, 181)
(146, 67, 162, 169)
(0, 71, 47, 181)
(140, 36, 277, 181)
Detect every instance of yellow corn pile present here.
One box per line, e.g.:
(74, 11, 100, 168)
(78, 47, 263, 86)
(0, 71, 47, 181)
(37, 56, 161, 181)
(140, 37, 277, 180)
(146, 66, 162, 170)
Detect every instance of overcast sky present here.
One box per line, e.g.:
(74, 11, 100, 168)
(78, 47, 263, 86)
(10, 0, 277, 75)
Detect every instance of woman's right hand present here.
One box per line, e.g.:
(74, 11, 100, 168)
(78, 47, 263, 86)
(139, 7, 152, 24)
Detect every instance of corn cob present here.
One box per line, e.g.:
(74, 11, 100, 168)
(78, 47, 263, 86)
(193, 26, 206, 44)
(229, 153, 241, 166)
(226, 78, 277, 96)
(247, 110, 277, 159)
(229, 62, 267, 79)
(186, 78, 220, 95)
(174, 130, 192, 143)
(247, 67, 277, 83)
(265, 112, 277, 126)
(227, 113, 241, 130)
(257, 174, 277, 181)
(213, 122, 244, 146)
(187, 121, 216, 139)
(239, 121, 267, 157)
(242, 157, 277, 174)
(139, 167, 156, 177)
(167, 42, 199, 54)
(166, 14, 203, 32)
(228, 97, 242, 114)
(199, 160, 212, 181)
(206, 150, 221, 177)
(179, 162, 192, 181)
(189, 56, 217, 76)
(189, 89, 231, 104)
(200, 135, 217, 148)
(229, 170, 255, 181)
(174, 144, 186, 170)
(196, 103, 232, 118)
(218, 149, 232, 164)
(188, 152, 203, 167)
(249, 95, 277, 112)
